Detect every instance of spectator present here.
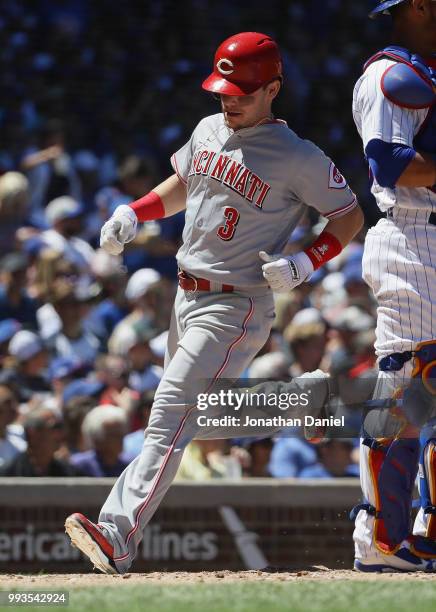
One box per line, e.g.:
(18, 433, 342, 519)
(120, 267, 163, 331)
(153, 211, 185, 279)
(317, 271, 348, 317)
(0, 253, 39, 329)
(0, 319, 21, 366)
(122, 390, 155, 462)
(59, 379, 106, 457)
(62, 378, 106, 409)
(62, 396, 95, 456)
(148, 330, 169, 368)
(73, 150, 101, 215)
(329, 306, 376, 377)
(47, 280, 101, 365)
(96, 354, 139, 416)
(238, 437, 274, 478)
(0, 407, 81, 476)
(117, 156, 157, 201)
(0, 172, 30, 256)
(70, 405, 129, 477)
(342, 257, 373, 312)
(175, 440, 243, 481)
(93, 157, 157, 226)
(272, 292, 304, 335)
(108, 323, 163, 394)
(94, 187, 131, 228)
(85, 250, 129, 347)
(284, 308, 328, 376)
(40, 196, 95, 273)
(248, 351, 291, 381)
(48, 356, 86, 406)
(32, 248, 79, 300)
(269, 435, 317, 478)
(0, 385, 27, 469)
(4, 330, 50, 402)
(299, 439, 359, 478)
(20, 119, 81, 228)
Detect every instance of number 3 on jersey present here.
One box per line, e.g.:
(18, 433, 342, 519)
(217, 206, 240, 241)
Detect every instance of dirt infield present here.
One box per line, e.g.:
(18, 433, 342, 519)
(1, 567, 436, 587)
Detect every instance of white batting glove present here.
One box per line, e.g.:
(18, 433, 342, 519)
(100, 205, 138, 256)
(259, 250, 314, 293)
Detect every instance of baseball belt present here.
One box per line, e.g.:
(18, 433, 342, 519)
(178, 269, 234, 293)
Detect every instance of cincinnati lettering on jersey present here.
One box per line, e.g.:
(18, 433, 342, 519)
(188, 149, 271, 208)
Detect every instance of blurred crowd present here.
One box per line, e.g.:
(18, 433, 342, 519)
(0, 1, 386, 480)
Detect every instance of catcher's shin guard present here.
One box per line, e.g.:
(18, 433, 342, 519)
(410, 419, 436, 558)
(406, 341, 436, 558)
(421, 439, 436, 536)
(354, 341, 436, 559)
(420, 421, 436, 538)
(361, 437, 420, 554)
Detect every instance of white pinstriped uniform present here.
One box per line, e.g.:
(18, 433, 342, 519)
(353, 58, 435, 213)
(96, 113, 357, 573)
(352, 58, 436, 560)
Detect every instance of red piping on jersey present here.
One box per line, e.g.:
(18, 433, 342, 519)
(209, 297, 254, 381)
(113, 404, 196, 561)
(171, 153, 187, 185)
(380, 64, 434, 110)
(323, 198, 357, 220)
(113, 297, 255, 563)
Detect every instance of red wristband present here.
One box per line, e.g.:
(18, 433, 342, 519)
(129, 191, 165, 222)
(304, 231, 342, 270)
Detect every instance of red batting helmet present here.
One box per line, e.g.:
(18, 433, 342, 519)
(202, 32, 282, 96)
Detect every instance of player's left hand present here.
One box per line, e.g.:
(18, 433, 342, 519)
(259, 250, 314, 293)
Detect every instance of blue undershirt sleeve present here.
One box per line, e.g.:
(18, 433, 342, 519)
(365, 139, 416, 189)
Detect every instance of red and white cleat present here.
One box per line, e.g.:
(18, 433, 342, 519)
(65, 513, 120, 575)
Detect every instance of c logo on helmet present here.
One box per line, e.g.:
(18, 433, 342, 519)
(217, 59, 234, 75)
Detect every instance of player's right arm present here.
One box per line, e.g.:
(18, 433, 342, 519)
(100, 116, 207, 256)
(100, 173, 186, 256)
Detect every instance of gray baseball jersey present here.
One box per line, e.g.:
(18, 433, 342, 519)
(171, 113, 357, 288)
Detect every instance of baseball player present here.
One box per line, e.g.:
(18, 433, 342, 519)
(351, 0, 436, 572)
(65, 32, 363, 574)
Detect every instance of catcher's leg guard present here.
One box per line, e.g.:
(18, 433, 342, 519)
(355, 342, 436, 564)
(410, 418, 436, 558)
(405, 340, 436, 558)
(353, 436, 420, 555)
(421, 432, 436, 538)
